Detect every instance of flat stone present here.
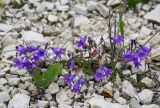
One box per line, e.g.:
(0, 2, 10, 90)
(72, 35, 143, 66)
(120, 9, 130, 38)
(8, 94, 30, 108)
(122, 80, 136, 98)
(0, 24, 14, 32)
(87, 1, 97, 11)
(45, 82, 60, 94)
(21, 31, 47, 45)
(60, 0, 69, 5)
(48, 15, 58, 23)
(140, 26, 152, 39)
(36, 100, 49, 108)
(0, 91, 10, 103)
(0, 78, 7, 85)
(107, 0, 120, 6)
(8, 78, 20, 86)
(96, 3, 109, 17)
(56, 5, 69, 11)
(0, 102, 6, 108)
(141, 77, 155, 88)
(139, 104, 160, 108)
(74, 15, 90, 27)
(144, 5, 160, 24)
(136, 89, 153, 103)
(88, 97, 130, 108)
(56, 90, 72, 105)
(73, 5, 88, 15)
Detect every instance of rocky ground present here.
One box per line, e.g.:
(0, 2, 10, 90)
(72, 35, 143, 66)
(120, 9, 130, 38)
(0, 0, 160, 108)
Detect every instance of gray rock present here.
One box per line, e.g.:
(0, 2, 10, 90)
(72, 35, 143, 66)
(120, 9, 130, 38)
(73, 5, 88, 15)
(88, 97, 130, 108)
(8, 78, 20, 86)
(122, 80, 136, 98)
(20, 77, 32, 83)
(116, 97, 127, 105)
(21, 31, 47, 45)
(8, 94, 30, 108)
(56, 90, 72, 105)
(60, 0, 69, 5)
(45, 82, 59, 94)
(0, 24, 14, 32)
(142, 4, 151, 11)
(141, 77, 155, 88)
(140, 26, 152, 39)
(58, 103, 72, 108)
(136, 89, 153, 103)
(87, 1, 97, 11)
(122, 70, 131, 76)
(129, 74, 137, 84)
(36, 100, 49, 108)
(48, 15, 58, 23)
(107, 0, 120, 6)
(144, 5, 160, 24)
(56, 5, 69, 11)
(74, 15, 90, 27)
(36, 1, 54, 12)
(139, 104, 160, 108)
(0, 78, 7, 85)
(129, 98, 140, 108)
(44, 94, 53, 101)
(0, 102, 6, 108)
(96, 3, 109, 17)
(0, 91, 10, 103)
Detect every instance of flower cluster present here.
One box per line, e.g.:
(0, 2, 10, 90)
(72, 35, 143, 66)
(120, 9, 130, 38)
(123, 45, 151, 68)
(93, 65, 112, 82)
(64, 75, 85, 93)
(14, 44, 64, 75)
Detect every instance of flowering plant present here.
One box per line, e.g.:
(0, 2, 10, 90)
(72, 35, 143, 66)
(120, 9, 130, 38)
(13, 3, 152, 94)
(13, 31, 151, 93)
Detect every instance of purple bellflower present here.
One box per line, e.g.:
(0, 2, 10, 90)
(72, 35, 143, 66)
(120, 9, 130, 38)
(14, 58, 24, 68)
(112, 35, 123, 46)
(52, 48, 64, 59)
(132, 54, 142, 68)
(70, 57, 75, 71)
(102, 65, 112, 78)
(123, 50, 133, 62)
(17, 45, 26, 55)
(93, 69, 105, 82)
(76, 36, 87, 48)
(73, 78, 85, 93)
(64, 74, 75, 87)
(27, 45, 37, 52)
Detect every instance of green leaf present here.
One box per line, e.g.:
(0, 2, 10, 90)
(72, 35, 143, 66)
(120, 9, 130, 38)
(33, 63, 63, 91)
(43, 63, 62, 88)
(33, 68, 45, 90)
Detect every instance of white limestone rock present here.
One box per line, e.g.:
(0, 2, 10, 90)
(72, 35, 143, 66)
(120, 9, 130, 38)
(87, 1, 97, 11)
(74, 15, 90, 27)
(73, 5, 88, 15)
(136, 89, 154, 103)
(122, 80, 136, 98)
(88, 97, 130, 108)
(141, 77, 155, 88)
(48, 15, 58, 23)
(0, 91, 10, 103)
(107, 0, 120, 6)
(144, 5, 160, 24)
(0, 24, 14, 32)
(8, 94, 30, 108)
(21, 31, 47, 45)
(96, 3, 109, 17)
